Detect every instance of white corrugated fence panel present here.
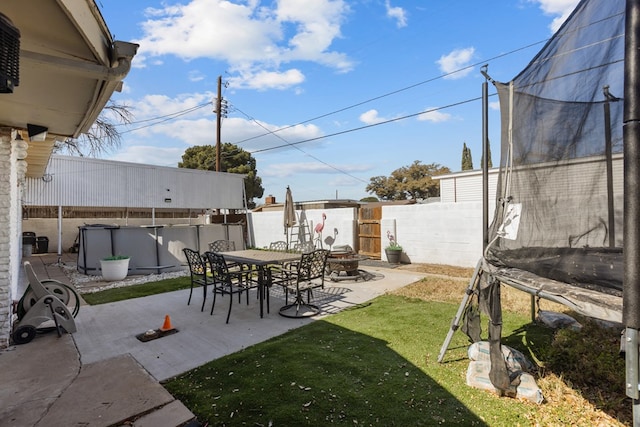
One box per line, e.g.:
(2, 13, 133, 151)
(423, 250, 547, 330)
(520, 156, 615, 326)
(23, 155, 245, 209)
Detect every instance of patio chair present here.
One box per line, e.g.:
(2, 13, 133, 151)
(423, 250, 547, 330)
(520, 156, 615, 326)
(273, 241, 314, 290)
(278, 249, 329, 318)
(183, 248, 211, 312)
(209, 240, 236, 252)
(205, 251, 260, 323)
(209, 239, 246, 271)
(293, 241, 315, 254)
(269, 241, 288, 251)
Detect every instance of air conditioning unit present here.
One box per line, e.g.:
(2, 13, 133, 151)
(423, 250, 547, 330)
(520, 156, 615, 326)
(0, 13, 20, 94)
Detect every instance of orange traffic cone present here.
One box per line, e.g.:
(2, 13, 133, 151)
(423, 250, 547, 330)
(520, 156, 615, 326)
(160, 315, 173, 331)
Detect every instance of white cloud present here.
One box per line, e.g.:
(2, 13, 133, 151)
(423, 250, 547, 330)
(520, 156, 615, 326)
(385, 0, 407, 28)
(119, 91, 324, 151)
(222, 118, 323, 152)
(188, 70, 206, 82)
(359, 109, 386, 125)
(125, 92, 215, 126)
(108, 145, 185, 167)
(134, 0, 353, 89)
(417, 107, 451, 123)
(489, 101, 500, 111)
(436, 47, 475, 80)
(530, 0, 580, 33)
(226, 68, 305, 90)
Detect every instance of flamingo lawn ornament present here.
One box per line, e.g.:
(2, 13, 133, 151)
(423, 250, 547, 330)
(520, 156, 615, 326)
(387, 230, 397, 247)
(314, 213, 326, 248)
(324, 227, 338, 250)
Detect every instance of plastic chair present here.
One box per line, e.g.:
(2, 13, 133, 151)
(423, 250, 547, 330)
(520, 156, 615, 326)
(183, 248, 211, 311)
(278, 249, 329, 318)
(205, 251, 260, 323)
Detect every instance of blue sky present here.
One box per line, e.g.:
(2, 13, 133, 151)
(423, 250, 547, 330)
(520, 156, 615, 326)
(95, 0, 579, 204)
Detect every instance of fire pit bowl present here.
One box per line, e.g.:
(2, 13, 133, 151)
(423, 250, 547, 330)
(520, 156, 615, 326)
(327, 246, 369, 281)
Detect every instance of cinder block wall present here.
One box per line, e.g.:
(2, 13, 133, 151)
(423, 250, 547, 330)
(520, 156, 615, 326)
(382, 202, 485, 267)
(251, 202, 489, 268)
(250, 208, 357, 251)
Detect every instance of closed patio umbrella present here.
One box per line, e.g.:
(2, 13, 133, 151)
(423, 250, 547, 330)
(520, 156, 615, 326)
(284, 186, 296, 247)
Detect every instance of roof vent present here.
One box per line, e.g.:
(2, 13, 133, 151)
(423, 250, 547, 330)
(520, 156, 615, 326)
(0, 13, 20, 94)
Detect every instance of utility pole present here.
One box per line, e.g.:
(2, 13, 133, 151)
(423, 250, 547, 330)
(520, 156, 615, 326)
(215, 75, 222, 172)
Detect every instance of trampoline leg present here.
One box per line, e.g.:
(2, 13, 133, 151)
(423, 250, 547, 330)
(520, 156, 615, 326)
(437, 259, 483, 363)
(530, 295, 536, 323)
(624, 328, 640, 426)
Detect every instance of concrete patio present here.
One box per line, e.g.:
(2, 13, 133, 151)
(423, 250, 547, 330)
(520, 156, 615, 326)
(1, 253, 427, 426)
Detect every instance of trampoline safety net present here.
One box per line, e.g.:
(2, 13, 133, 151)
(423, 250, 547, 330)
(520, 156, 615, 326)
(485, 0, 625, 297)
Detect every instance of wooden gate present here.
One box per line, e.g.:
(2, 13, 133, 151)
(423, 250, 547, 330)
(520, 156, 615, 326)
(358, 206, 381, 259)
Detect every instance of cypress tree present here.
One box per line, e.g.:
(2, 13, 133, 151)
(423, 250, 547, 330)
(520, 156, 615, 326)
(461, 142, 474, 170)
(481, 139, 493, 169)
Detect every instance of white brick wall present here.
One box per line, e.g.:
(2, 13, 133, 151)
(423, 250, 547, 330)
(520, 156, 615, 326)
(0, 136, 13, 348)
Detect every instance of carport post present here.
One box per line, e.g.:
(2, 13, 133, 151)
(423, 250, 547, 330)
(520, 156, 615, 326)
(57, 205, 62, 264)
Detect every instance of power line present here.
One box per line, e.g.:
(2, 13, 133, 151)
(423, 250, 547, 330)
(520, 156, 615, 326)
(117, 102, 212, 134)
(231, 103, 368, 184)
(115, 101, 212, 126)
(233, 38, 549, 146)
(103, 37, 547, 146)
(248, 95, 485, 154)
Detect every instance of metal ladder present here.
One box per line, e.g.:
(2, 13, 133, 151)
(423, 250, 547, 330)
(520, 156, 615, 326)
(289, 219, 313, 248)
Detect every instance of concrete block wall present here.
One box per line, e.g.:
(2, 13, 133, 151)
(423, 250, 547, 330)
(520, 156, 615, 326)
(251, 202, 487, 268)
(250, 208, 357, 251)
(382, 202, 484, 267)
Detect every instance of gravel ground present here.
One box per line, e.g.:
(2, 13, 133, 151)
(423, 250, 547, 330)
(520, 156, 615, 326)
(61, 262, 189, 294)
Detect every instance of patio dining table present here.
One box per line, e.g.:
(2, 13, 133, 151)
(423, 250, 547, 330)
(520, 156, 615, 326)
(219, 249, 301, 318)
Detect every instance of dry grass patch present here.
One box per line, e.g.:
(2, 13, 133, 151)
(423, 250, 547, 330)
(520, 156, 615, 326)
(394, 263, 571, 314)
(391, 263, 629, 426)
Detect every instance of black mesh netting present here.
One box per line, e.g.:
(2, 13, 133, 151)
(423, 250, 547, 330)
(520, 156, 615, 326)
(485, 0, 625, 296)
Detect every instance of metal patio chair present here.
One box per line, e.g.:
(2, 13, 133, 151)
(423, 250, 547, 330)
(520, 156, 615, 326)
(208, 240, 236, 252)
(277, 249, 329, 318)
(269, 241, 288, 251)
(205, 251, 260, 323)
(183, 248, 211, 312)
(292, 241, 315, 254)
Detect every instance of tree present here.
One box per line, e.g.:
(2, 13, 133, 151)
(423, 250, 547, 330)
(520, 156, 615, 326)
(360, 196, 379, 202)
(480, 139, 493, 169)
(461, 142, 473, 171)
(366, 160, 451, 201)
(179, 143, 265, 208)
(55, 101, 133, 156)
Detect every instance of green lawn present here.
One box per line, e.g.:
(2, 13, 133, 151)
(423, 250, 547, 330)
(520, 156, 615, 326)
(81, 276, 192, 305)
(163, 295, 549, 426)
(81, 272, 628, 426)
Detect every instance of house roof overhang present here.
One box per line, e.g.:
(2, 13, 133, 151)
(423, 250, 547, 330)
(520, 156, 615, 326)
(0, 0, 138, 177)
